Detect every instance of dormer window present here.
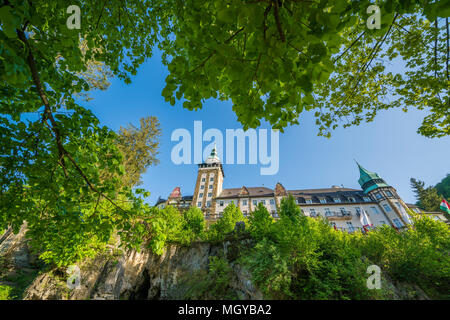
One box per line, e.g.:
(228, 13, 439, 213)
(385, 190, 393, 197)
(333, 197, 341, 203)
(363, 197, 371, 202)
(306, 199, 312, 204)
(319, 198, 326, 204)
(348, 197, 355, 202)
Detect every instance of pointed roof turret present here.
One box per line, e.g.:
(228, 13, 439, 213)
(355, 161, 389, 193)
(205, 143, 221, 164)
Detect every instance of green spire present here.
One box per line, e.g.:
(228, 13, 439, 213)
(355, 161, 389, 193)
(210, 143, 217, 157)
(205, 143, 220, 164)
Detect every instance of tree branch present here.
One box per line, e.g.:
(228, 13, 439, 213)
(273, 0, 285, 42)
(16, 27, 127, 214)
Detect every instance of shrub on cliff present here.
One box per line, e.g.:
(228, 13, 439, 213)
(247, 203, 274, 241)
(206, 203, 246, 241)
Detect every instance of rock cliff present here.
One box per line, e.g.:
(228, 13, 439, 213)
(0, 228, 262, 300)
(0, 228, 429, 300)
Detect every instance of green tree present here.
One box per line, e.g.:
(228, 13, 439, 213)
(248, 202, 274, 240)
(208, 203, 245, 240)
(0, 0, 160, 266)
(182, 206, 206, 242)
(155, 0, 449, 137)
(115, 116, 162, 187)
(435, 174, 450, 199)
(410, 178, 442, 212)
(279, 194, 303, 222)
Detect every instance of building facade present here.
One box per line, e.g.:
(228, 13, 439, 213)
(155, 147, 447, 231)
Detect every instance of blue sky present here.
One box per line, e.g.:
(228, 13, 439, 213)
(87, 49, 450, 205)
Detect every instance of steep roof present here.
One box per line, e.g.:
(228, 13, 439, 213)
(217, 187, 274, 199)
(356, 162, 389, 193)
(216, 186, 367, 200)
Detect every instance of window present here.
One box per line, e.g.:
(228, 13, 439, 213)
(382, 204, 392, 212)
(355, 207, 361, 214)
(393, 218, 403, 228)
(371, 206, 379, 214)
(199, 193, 203, 198)
(306, 199, 312, 204)
(208, 193, 212, 197)
(219, 201, 224, 207)
(319, 198, 326, 204)
(261, 200, 266, 205)
(197, 202, 202, 207)
(201, 178, 205, 182)
(375, 193, 382, 200)
(243, 210, 248, 216)
(325, 208, 332, 216)
(346, 222, 354, 231)
(385, 190, 393, 197)
(395, 202, 402, 210)
(379, 220, 386, 225)
(340, 208, 346, 214)
(210, 177, 214, 182)
(363, 197, 371, 202)
(243, 200, 248, 206)
(209, 185, 213, 189)
(200, 185, 204, 189)
(253, 200, 257, 206)
(270, 199, 275, 205)
(206, 201, 211, 208)
(310, 209, 316, 217)
(348, 197, 355, 202)
(333, 197, 341, 203)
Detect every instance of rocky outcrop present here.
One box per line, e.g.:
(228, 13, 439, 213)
(21, 239, 262, 300)
(0, 228, 431, 300)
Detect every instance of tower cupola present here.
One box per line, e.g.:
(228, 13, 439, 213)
(356, 162, 389, 193)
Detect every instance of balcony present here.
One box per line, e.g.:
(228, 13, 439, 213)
(326, 211, 352, 221)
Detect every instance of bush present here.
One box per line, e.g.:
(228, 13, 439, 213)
(0, 285, 13, 300)
(147, 206, 184, 254)
(248, 203, 274, 240)
(207, 203, 246, 241)
(183, 256, 237, 300)
(182, 207, 206, 242)
(356, 214, 450, 299)
(242, 196, 379, 299)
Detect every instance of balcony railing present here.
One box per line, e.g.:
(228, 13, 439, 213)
(325, 211, 352, 220)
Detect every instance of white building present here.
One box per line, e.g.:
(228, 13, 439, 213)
(156, 146, 446, 232)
